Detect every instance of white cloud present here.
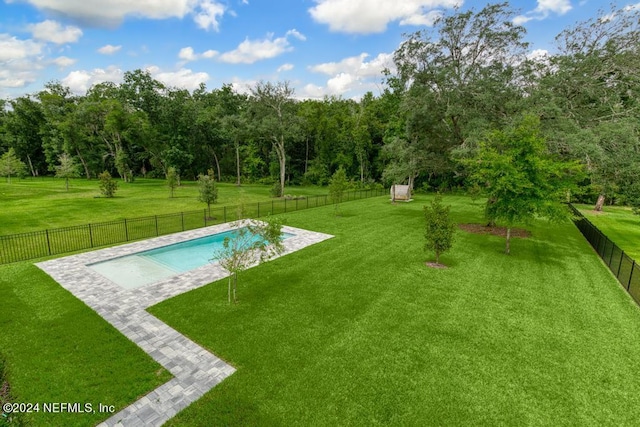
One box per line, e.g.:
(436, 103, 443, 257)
(178, 46, 218, 62)
(52, 55, 76, 67)
(309, 52, 393, 78)
(527, 49, 549, 60)
(194, 0, 226, 31)
(304, 52, 392, 98)
(219, 30, 305, 64)
(286, 29, 307, 41)
(300, 83, 325, 99)
(308, 0, 460, 34)
(514, 0, 572, 25)
(0, 34, 42, 61)
(61, 66, 124, 94)
(12, 0, 228, 29)
(97, 44, 122, 55)
(28, 20, 82, 44)
(146, 66, 210, 90)
(277, 63, 294, 72)
(178, 46, 197, 61)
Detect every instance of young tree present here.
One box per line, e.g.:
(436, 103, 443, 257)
(213, 218, 284, 304)
(0, 148, 27, 183)
(55, 153, 79, 191)
(198, 170, 218, 218)
(166, 166, 178, 198)
(463, 115, 583, 254)
(424, 194, 456, 265)
(328, 167, 349, 215)
(98, 170, 118, 197)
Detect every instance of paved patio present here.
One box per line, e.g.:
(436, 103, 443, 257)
(36, 221, 333, 426)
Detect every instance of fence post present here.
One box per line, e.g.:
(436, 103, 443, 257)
(617, 250, 625, 278)
(296, 198, 298, 211)
(204, 209, 207, 226)
(125, 218, 130, 241)
(155, 216, 159, 236)
(285, 198, 287, 213)
(45, 229, 52, 255)
(628, 260, 636, 291)
(88, 224, 94, 248)
(608, 242, 615, 267)
(181, 212, 184, 231)
(257, 202, 260, 218)
(224, 206, 227, 223)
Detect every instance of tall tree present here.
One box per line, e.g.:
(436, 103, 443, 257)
(250, 81, 299, 197)
(392, 2, 529, 187)
(535, 4, 640, 210)
(462, 115, 583, 254)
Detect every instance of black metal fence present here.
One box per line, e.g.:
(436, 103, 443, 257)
(569, 203, 640, 305)
(0, 188, 386, 264)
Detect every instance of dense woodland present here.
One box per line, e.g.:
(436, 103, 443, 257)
(1, 3, 639, 208)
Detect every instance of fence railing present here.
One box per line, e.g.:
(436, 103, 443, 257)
(0, 188, 386, 265)
(569, 203, 640, 305)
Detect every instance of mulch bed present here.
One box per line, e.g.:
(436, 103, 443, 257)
(458, 223, 531, 238)
(425, 262, 448, 269)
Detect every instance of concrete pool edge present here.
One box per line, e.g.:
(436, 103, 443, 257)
(36, 221, 334, 426)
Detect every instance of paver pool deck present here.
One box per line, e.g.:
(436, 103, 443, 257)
(37, 221, 333, 426)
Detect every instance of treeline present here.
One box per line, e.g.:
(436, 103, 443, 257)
(1, 2, 639, 208)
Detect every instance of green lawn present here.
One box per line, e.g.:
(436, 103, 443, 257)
(146, 195, 640, 426)
(576, 204, 640, 261)
(4, 193, 640, 425)
(0, 262, 172, 426)
(0, 177, 327, 235)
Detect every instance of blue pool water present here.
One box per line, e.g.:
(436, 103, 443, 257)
(88, 228, 293, 289)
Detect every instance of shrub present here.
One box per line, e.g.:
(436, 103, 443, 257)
(270, 181, 282, 198)
(98, 171, 118, 198)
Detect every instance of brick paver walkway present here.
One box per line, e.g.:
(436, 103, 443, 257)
(37, 221, 333, 426)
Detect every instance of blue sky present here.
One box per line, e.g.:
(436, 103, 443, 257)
(0, 0, 636, 100)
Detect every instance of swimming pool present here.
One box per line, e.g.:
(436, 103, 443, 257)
(89, 227, 293, 290)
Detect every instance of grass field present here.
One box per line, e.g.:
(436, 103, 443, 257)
(0, 177, 327, 235)
(576, 204, 640, 261)
(0, 262, 172, 426)
(147, 195, 640, 426)
(3, 183, 640, 425)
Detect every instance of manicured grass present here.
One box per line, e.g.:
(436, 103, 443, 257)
(0, 177, 326, 234)
(148, 195, 640, 426)
(0, 262, 172, 426)
(576, 203, 640, 261)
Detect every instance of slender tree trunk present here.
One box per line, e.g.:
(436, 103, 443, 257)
(235, 141, 241, 186)
(305, 137, 309, 175)
(505, 227, 511, 255)
(273, 137, 286, 197)
(228, 276, 231, 304)
(436, 251, 440, 264)
(594, 194, 605, 211)
(26, 154, 36, 177)
(76, 149, 91, 179)
(212, 151, 221, 183)
(65, 178, 69, 191)
(233, 273, 237, 303)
